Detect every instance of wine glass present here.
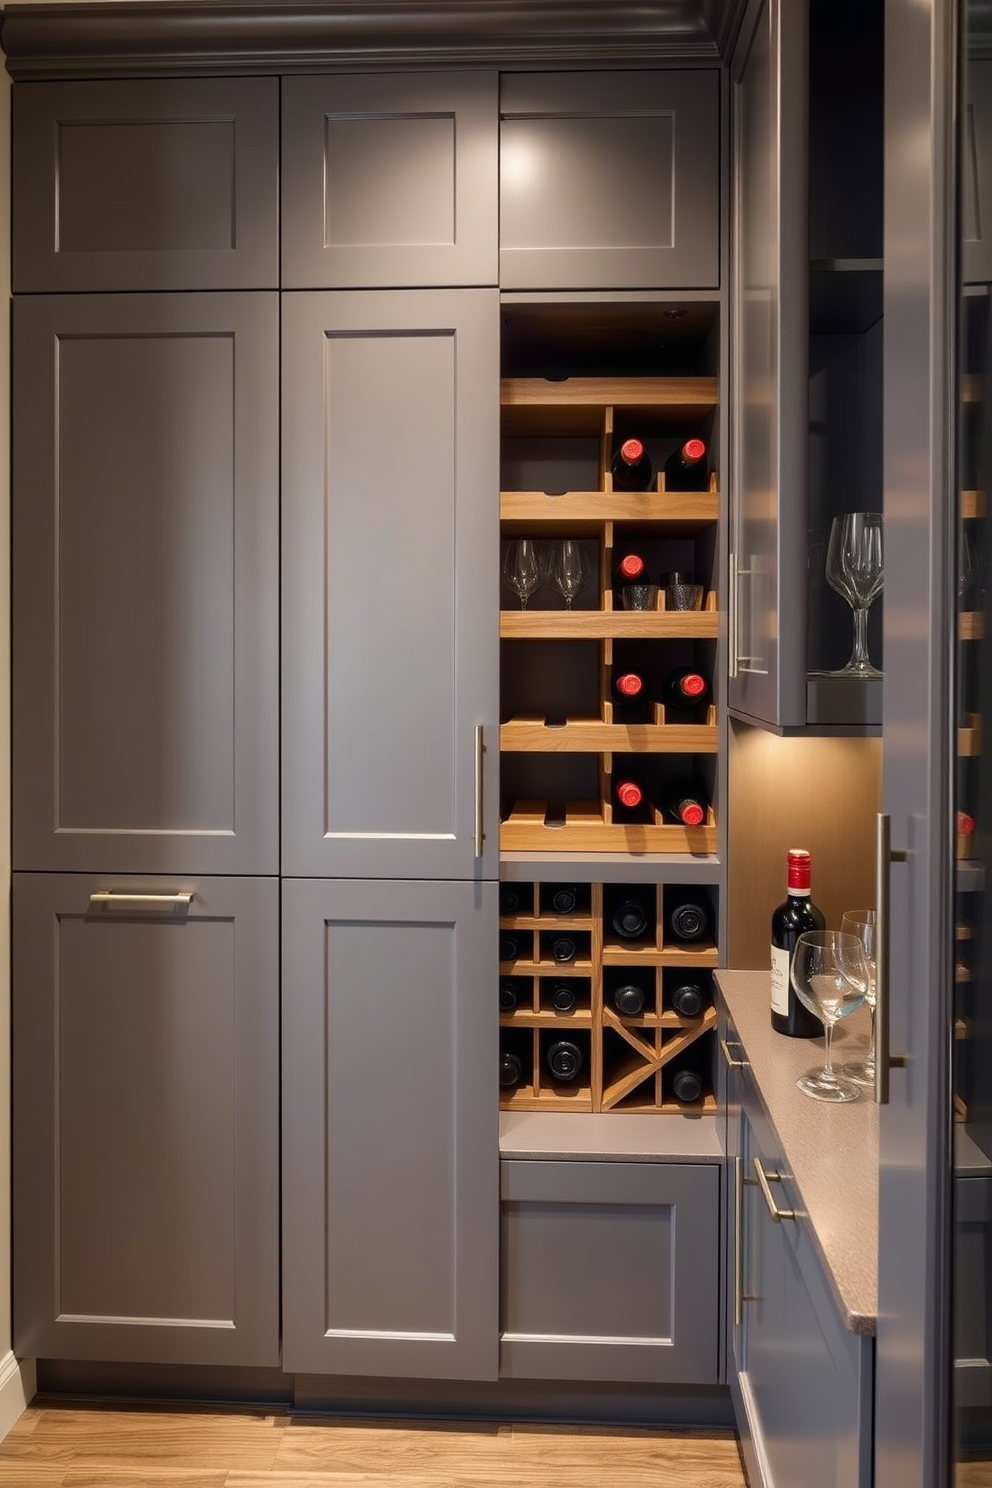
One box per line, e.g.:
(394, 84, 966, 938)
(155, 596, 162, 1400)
(825, 512, 884, 678)
(549, 538, 590, 609)
(502, 539, 545, 610)
(840, 910, 877, 1088)
(790, 929, 869, 1102)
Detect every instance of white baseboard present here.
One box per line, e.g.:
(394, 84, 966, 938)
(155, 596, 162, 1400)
(0, 1351, 35, 1441)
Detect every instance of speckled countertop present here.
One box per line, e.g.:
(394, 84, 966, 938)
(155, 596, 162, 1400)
(717, 968, 879, 1336)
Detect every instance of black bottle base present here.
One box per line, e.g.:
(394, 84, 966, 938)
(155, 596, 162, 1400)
(770, 1010, 821, 1039)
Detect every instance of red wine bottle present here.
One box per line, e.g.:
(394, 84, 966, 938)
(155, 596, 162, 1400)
(770, 848, 826, 1038)
(670, 980, 706, 1018)
(547, 1039, 583, 1082)
(661, 778, 708, 827)
(613, 982, 647, 1015)
(668, 898, 709, 942)
(611, 437, 653, 492)
(670, 1062, 704, 1104)
(612, 668, 649, 707)
(659, 666, 711, 714)
(499, 980, 520, 1011)
(549, 981, 578, 1012)
(662, 438, 708, 492)
(499, 931, 523, 962)
(614, 552, 648, 586)
(550, 934, 578, 964)
(500, 1049, 523, 1090)
(611, 896, 651, 940)
(499, 885, 522, 914)
(613, 770, 648, 812)
(549, 884, 579, 914)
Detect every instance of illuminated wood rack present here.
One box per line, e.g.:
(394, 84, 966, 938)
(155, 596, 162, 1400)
(500, 377, 721, 854)
(499, 881, 718, 1114)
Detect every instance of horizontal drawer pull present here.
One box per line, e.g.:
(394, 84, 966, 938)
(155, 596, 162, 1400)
(88, 891, 193, 913)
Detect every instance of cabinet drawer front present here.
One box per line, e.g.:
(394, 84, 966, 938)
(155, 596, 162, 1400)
(500, 1159, 720, 1384)
(13, 293, 279, 875)
(500, 71, 719, 291)
(13, 79, 278, 291)
(13, 873, 280, 1367)
(282, 72, 498, 289)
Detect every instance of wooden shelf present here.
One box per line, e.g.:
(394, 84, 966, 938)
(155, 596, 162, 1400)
(500, 608, 719, 639)
(499, 957, 595, 974)
(601, 942, 720, 968)
(960, 611, 985, 640)
(958, 713, 981, 756)
(961, 489, 986, 519)
(499, 712, 719, 755)
(501, 1011, 595, 1028)
(602, 1004, 717, 1036)
(500, 1084, 595, 1112)
(500, 489, 719, 527)
(500, 376, 718, 436)
(499, 800, 718, 854)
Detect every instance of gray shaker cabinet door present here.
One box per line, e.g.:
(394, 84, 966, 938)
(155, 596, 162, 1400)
(282, 72, 498, 288)
(964, 61, 992, 286)
(281, 877, 498, 1380)
(13, 293, 279, 875)
(281, 289, 499, 880)
(13, 79, 278, 292)
(499, 71, 719, 291)
(13, 873, 280, 1367)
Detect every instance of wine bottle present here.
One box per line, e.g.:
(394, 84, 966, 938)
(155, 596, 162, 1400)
(549, 885, 579, 914)
(499, 980, 519, 1012)
(668, 898, 709, 942)
(549, 981, 578, 1012)
(614, 552, 648, 586)
(499, 931, 523, 962)
(613, 770, 648, 812)
(550, 934, 578, 964)
(499, 885, 521, 915)
(661, 778, 708, 827)
(613, 982, 647, 1015)
(612, 668, 649, 707)
(659, 666, 711, 714)
(662, 437, 708, 492)
(669, 1062, 704, 1104)
(670, 980, 706, 1018)
(610, 437, 653, 492)
(612, 896, 651, 940)
(547, 1039, 583, 1082)
(500, 1049, 523, 1090)
(770, 848, 826, 1037)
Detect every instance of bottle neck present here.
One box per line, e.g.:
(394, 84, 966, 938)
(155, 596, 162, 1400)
(787, 885, 812, 898)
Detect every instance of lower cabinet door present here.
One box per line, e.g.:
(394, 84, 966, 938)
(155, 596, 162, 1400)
(281, 878, 498, 1380)
(13, 873, 280, 1366)
(500, 1159, 720, 1383)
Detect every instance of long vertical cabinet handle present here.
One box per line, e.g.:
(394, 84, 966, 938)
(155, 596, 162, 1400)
(875, 812, 909, 1104)
(734, 1155, 744, 1325)
(728, 551, 739, 679)
(474, 725, 485, 859)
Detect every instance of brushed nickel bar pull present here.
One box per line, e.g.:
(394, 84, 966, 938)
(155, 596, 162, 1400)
(474, 725, 485, 859)
(875, 812, 909, 1105)
(734, 1155, 745, 1325)
(89, 892, 193, 910)
(721, 1037, 749, 1070)
(751, 1157, 796, 1221)
(729, 550, 739, 679)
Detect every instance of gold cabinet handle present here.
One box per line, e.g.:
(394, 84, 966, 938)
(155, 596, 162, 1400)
(89, 891, 193, 913)
(875, 812, 909, 1104)
(750, 1157, 796, 1221)
(474, 725, 485, 859)
(734, 1155, 745, 1325)
(721, 1037, 749, 1070)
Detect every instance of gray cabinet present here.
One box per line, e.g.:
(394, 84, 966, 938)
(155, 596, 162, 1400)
(499, 70, 719, 291)
(12, 78, 278, 291)
(964, 61, 992, 285)
(281, 288, 499, 880)
(13, 872, 280, 1367)
(500, 1159, 720, 1384)
(13, 292, 280, 876)
(282, 72, 498, 289)
(281, 877, 498, 1380)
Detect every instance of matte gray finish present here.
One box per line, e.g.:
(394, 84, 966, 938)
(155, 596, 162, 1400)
(954, 1173, 992, 1409)
(281, 289, 499, 880)
(12, 79, 278, 291)
(281, 877, 498, 1380)
(13, 293, 279, 876)
(282, 72, 497, 289)
(499, 71, 720, 291)
(13, 873, 280, 1367)
(499, 1159, 720, 1384)
(876, 1, 957, 1484)
(727, 0, 810, 729)
(964, 61, 992, 284)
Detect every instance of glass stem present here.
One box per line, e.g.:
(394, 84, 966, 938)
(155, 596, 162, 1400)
(822, 1018, 838, 1085)
(520, 595, 528, 610)
(851, 605, 871, 667)
(866, 999, 877, 1068)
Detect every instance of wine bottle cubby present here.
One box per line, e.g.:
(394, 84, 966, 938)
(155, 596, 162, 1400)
(499, 375, 720, 855)
(499, 880, 717, 1113)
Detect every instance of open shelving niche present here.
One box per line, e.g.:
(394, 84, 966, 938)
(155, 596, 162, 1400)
(497, 305, 726, 1122)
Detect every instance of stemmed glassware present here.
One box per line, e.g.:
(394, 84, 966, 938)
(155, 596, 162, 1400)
(825, 511, 884, 678)
(502, 539, 545, 610)
(790, 929, 870, 1102)
(840, 910, 877, 1088)
(549, 539, 590, 609)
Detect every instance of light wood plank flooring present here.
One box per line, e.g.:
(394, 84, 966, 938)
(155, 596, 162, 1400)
(0, 1403, 747, 1488)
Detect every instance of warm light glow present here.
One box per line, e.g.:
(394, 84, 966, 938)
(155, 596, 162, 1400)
(501, 138, 540, 190)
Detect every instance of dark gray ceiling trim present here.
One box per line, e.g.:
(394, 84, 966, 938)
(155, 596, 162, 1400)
(0, 0, 734, 79)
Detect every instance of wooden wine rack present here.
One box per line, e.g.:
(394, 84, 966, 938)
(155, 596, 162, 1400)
(499, 375, 720, 855)
(499, 881, 718, 1114)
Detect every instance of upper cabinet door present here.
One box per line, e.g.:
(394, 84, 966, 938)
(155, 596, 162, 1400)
(964, 60, 992, 285)
(281, 72, 498, 289)
(13, 293, 280, 875)
(499, 70, 720, 292)
(282, 288, 499, 880)
(12, 79, 278, 292)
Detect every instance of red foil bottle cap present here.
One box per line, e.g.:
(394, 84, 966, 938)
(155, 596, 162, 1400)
(959, 812, 976, 834)
(679, 800, 705, 826)
(620, 438, 644, 464)
(680, 672, 706, 698)
(616, 672, 643, 698)
(617, 779, 643, 809)
(619, 554, 646, 580)
(787, 849, 812, 890)
(683, 438, 706, 463)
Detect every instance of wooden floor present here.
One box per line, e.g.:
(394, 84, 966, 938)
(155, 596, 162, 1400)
(0, 1401, 747, 1488)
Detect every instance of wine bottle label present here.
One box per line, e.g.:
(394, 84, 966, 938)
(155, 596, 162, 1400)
(770, 944, 791, 1016)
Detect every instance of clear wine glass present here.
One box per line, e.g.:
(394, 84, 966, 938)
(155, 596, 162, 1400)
(502, 538, 545, 610)
(840, 910, 877, 1089)
(549, 538, 590, 609)
(790, 929, 869, 1103)
(825, 511, 884, 678)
